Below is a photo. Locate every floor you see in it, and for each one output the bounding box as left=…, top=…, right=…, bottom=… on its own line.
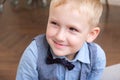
left=0, top=1, right=120, bottom=80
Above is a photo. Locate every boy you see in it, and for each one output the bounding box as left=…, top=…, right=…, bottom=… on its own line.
left=16, top=0, right=106, bottom=80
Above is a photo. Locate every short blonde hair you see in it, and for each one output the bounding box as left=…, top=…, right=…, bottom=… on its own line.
left=50, top=0, right=103, bottom=27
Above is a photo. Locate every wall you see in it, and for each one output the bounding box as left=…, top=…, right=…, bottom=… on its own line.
left=101, top=0, right=120, bottom=6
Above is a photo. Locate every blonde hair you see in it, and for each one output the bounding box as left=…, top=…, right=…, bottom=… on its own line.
left=50, top=0, right=103, bottom=27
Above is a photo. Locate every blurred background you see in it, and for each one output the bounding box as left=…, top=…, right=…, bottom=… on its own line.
left=0, top=0, right=120, bottom=80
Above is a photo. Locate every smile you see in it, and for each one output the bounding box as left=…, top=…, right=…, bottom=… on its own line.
left=53, top=41, right=67, bottom=49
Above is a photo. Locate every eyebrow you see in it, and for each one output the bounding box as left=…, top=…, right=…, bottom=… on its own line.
left=49, top=17, right=58, bottom=21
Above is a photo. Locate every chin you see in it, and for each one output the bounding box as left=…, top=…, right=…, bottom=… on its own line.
left=52, top=50, right=66, bottom=57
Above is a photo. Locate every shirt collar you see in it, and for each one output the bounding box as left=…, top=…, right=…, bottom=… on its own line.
left=50, top=42, right=90, bottom=64
left=75, top=42, right=90, bottom=64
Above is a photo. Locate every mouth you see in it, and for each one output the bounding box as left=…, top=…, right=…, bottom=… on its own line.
left=53, top=40, right=67, bottom=49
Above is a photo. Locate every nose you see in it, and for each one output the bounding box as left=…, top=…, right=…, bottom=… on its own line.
left=55, top=29, right=65, bottom=41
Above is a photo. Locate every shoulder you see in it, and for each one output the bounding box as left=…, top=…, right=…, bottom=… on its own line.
left=34, top=34, right=46, bottom=40
left=20, top=34, right=46, bottom=62
left=34, top=34, right=48, bottom=47
left=16, top=39, right=38, bottom=79
left=88, top=42, right=105, bottom=55
left=34, top=34, right=45, bottom=44
left=22, top=39, right=38, bottom=60
left=88, top=43, right=106, bottom=67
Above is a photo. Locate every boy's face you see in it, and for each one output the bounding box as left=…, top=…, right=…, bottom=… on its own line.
left=46, top=4, right=94, bottom=60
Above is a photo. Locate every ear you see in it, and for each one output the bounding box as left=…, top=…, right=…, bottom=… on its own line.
left=86, top=27, right=100, bottom=42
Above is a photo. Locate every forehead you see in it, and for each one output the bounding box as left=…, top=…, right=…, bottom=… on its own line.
left=50, top=0, right=81, bottom=8
left=49, top=4, right=90, bottom=30
left=50, top=3, right=89, bottom=24
left=50, top=1, right=90, bottom=20
left=50, top=0, right=103, bottom=27
left=50, top=1, right=79, bottom=12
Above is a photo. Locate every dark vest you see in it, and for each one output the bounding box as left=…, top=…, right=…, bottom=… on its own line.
left=34, top=34, right=97, bottom=80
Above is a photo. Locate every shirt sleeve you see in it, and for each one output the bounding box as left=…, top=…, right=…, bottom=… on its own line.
left=87, top=43, right=106, bottom=80
left=16, top=40, right=38, bottom=80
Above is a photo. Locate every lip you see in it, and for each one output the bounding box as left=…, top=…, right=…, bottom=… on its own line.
left=53, top=41, right=67, bottom=49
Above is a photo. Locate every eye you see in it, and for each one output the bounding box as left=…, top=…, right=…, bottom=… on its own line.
left=50, top=21, right=58, bottom=25
left=69, top=27, right=79, bottom=32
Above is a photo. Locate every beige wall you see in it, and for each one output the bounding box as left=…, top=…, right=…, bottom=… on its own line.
left=101, top=0, right=120, bottom=6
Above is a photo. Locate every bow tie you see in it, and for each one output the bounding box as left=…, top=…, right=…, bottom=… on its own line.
left=46, top=48, right=75, bottom=70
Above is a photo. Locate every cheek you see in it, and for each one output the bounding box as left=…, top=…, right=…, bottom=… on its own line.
left=68, top=36, right=86, bottom=50
left=46, top=26, right=54, bottom=37
left=46, top=26, right=53, bottom=45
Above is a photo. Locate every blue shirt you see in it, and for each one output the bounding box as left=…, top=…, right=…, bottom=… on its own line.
left=16, top=39, right=106, bottom=80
